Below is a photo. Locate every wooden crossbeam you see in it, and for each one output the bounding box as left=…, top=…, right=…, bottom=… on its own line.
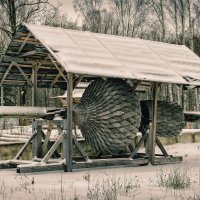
left=73, top=75, right=84, bottom=89
left=0, top=62, right=13, bottom=86
left=51, top=68, right=65, bottom=87
left=42, top=121, right=53, bottom=154
left=14, top=130, right=37, bottom=160
left=48, top=54, right=68, bottom=83
left=130, top=131, right=149, bottom=159
left=12, top=61, right=32, bottom=86
left=17, top=32, right=32, bottom=54
left=41, top=133, right=64, bottom=164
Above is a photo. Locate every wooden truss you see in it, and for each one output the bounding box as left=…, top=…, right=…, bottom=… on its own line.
left=0, top=25, right=183, bottom=173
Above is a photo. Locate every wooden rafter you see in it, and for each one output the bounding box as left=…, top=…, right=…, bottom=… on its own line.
left=13, top=61, right=32, bottom=86
left=51, top=68, right=65, bottom=87
left=0, top=62, right=13, bottom=86
left=17, top=32, right=32, bottom=54
left=48, top=54, right=68, bottom=83
left=73, top=75, right=84, bottom=89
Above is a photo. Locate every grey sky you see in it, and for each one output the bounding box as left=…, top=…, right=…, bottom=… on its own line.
left=51, top=0, right=77, bottom=19
left=52, top=0, right=111, bottom=20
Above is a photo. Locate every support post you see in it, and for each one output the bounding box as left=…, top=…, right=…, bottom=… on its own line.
left=148, top=82, right=159, bottom=165
left=0, top=86, right=4, bottom=106
left=63, top=73, right=73, bottom=172
left=31, top=64, right=42, bottom=158
left=32, top=119, right=43, bottom=158
left=32, top=64, right=38, bottom=107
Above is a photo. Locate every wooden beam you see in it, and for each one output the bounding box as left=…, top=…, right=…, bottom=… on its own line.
left=17, top=32, right=32, bottom=54
left=0, top=62, right=13, bottom=86
left=41, top=133, right=64, bottom=164
left=32, top=64, right=38, bottom=107
left=156, top=137, right=169, bottom=157
left=32, top=120, right=43, bottom=159
left=42, top=121, right=53, bottom=155
left=12, top=62, right=32, bottom=86
left=19, top=49, right=48, bottom=58
left=14, top=130, right=37, bottom=160
left=48, top=54, right=68, bottom=83
left=13, top=38, right=40, bottom=45
left=72, top=135, right=90, bottom=161
left=51, top=68, right=65, bottom=87
left=148, top=82, right=159, bottom=165
left=73, top=75, right=84, bottom=89
left=19, top=50, right=37, bottom=57
left=16, top=158, right=149, bottom=173
left=130, top=131, right=149, bottom=159
left=0, top=86, right=3, bottom=106
left=63, top=73, right=73, bottom=172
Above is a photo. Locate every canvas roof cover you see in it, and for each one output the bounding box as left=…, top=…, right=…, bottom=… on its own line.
left=11, top=24, right=200, bottom=85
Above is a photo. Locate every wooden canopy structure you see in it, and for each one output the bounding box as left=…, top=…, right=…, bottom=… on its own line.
left=1, top=23, right=200, bottom=172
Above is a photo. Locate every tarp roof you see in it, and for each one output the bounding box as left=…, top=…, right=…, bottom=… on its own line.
left=1, top=23, right=200, bottom=87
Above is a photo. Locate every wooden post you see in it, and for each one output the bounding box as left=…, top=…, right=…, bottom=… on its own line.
left=195, top=88, right=199, bottom=111
left=63, top=73, right=73, bottom=172
left=182, top=85, right=185, bottom=110
left=0, top=86, right=3, bottom=106
left=148, top=82, right=159, bottom=165
left=32, top=65, right=38, bottom=107
left=31, top=64, right=42, bottom=158
left=32, top=119, right=43, bottom=158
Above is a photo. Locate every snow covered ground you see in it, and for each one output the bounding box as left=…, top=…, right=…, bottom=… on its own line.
left=1, top=142, right=200, bottom=200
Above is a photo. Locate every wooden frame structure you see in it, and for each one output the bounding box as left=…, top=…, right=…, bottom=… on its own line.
left=0, top=24, right=189, bottom=173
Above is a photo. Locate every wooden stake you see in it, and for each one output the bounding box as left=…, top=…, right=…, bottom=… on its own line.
left=63, top=73, right=73, bottom=172
left=149, top=82, right=159, bottom=165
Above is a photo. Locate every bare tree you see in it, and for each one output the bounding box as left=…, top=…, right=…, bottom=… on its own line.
left=0, top=0, right=56, bottom=53
left=73, top=0, right=103, bottom=32
left=111, top=0, right=150, bottom=37
left=150, top=0, right=166, bottom=41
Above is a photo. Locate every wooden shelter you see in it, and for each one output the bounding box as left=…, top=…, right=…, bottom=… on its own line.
left=1, top=23, right=200, bottom=173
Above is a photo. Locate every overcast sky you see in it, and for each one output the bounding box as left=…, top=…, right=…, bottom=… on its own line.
left=51, top=0, right=110, bottom=20
left=51, top=0, right=77, bottom=19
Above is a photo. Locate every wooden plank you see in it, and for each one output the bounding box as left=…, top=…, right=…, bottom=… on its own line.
left=16, top=158, right=149, bottom=173
left=13, top=38, right=40, bottom=45
left=0, top=161, right=16, bottom=169
left=73, top=158, right=149, bottom=170
left=148, top=82, right=159, bottom=165
left=155, top=156, right=183, bottom=164
left=17, top=162, right=64, bottom=173
left=0, top=160, right=35, bottom=170
left=19, top=50, right=37, bottom=57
